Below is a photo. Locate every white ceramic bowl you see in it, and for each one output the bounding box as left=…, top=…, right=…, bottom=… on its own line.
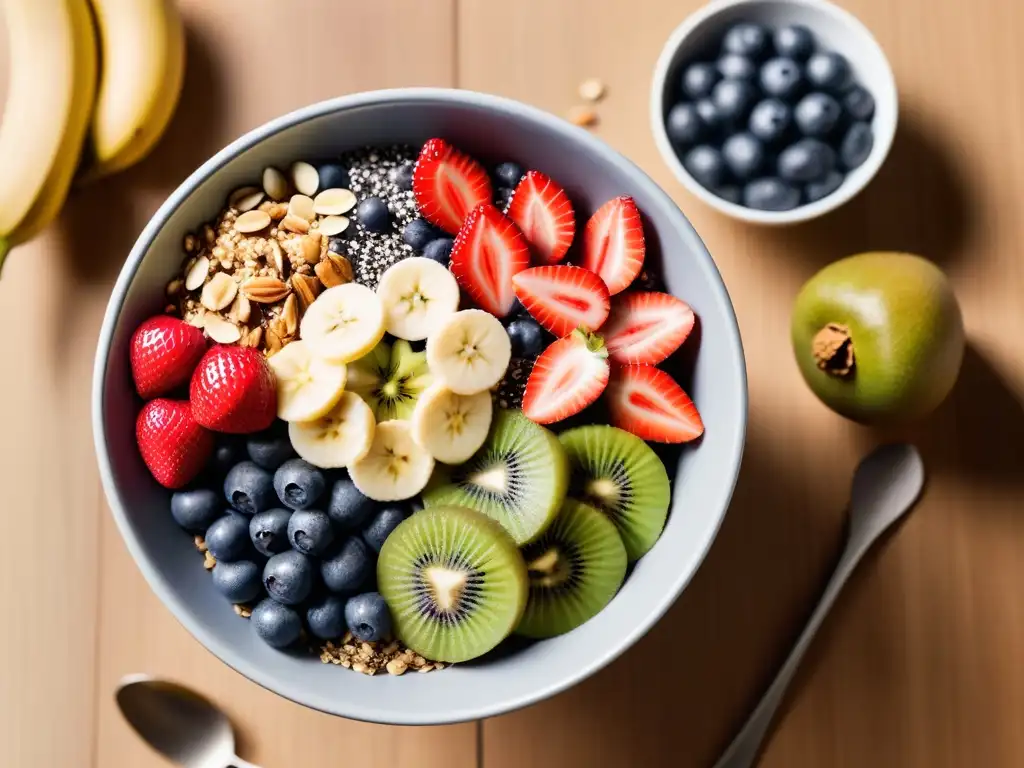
left=651, top=0, right=898, bottom=225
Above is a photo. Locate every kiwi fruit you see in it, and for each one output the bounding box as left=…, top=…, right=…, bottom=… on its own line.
left=377, top=505, right=528, bottom=663
left=516, top=499, right=627, bottom=639
left=347, top=338, right=432, bottom=421
left=422, top=409, right=568, bottom=545
left=558, top=425, right=671, bottom=561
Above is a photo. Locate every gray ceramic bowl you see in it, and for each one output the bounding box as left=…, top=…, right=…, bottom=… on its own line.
left=92, top=88, right=747, bottom=724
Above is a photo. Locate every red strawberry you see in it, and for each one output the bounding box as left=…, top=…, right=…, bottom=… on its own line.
left=606, top=364, right=704, bottom=443
left=522, top=329, right=610, bottom=424
left=413, top=138, right=493, bottom=234
left=450, top=203, right=530, bottom=317
left=505, top=170, right=576, bottom=264
left=601, top=291, right=695, bottom=365
left=130, top=316, right=207, bottom=399
left=136, top=399, right=214, bottom=488
left=580, top=196, right=646, bottom=295
left=190, top=345, right=277, bottom=434
left=512, top=265, right=610, bottom=337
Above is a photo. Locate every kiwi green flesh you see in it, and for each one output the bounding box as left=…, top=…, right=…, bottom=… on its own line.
left=348, top=339, right=432, bottom=421
left=423, top=409, right=568, bottom=546
left=516, top=499, right=627, bottom=639
left=559, top=425, right=670, bottom=561
left=377, top=505, right=527, bottom=663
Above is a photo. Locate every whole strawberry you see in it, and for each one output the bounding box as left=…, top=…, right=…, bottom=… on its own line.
left=191, top=345, right=277, bottom=434
left=136, top=399, right=214, bottom=489
left=130, top=316, right=207, bottom=399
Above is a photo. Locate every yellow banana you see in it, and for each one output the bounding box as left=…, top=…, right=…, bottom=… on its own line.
left=0, top=0, right=98, bottom=271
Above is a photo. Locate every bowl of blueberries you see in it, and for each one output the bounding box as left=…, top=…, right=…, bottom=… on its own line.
left=651, top=0, right=897, bottom=223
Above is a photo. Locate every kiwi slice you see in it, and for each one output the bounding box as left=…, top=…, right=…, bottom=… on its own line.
left=347, top=339, right=432, bottom=421
left=378, top=505, right=528, bottom=663
left=423, top=409, right=568, bottom=545
left=516, top=499, right=627, bottom=639
left=558, top=425, right=671, bottom=561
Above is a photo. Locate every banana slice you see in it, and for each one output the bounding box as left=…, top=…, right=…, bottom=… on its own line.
left=427, top=309, right=511, bottom=395
left=299, top=283, right=386, bottom=363
left=411, top=383, right=493, bottom=464
left=376, top=256, right=460, bottom=341
left=288, top=391, right=376, bottom=469
left=267, top=339, right=348, bottom=422
left=349, top=420, right=435, bottom=502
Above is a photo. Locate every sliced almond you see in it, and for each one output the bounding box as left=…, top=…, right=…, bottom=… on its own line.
left=240, top=326, right=263, bottom=348
left=281, top=213, right=310, bottom=234
left=290, top=161, right=320, bottom=197
left=227, top=292, right=252, bottom=324
left=578, top=77, right=607, bottom=103
left=315, top=253, right=353, bottom=287
left=313, top=188, right=357, bottom=215
left=184, top=255, right=210, bottom=291
left=185, top=309, right=206, bottom=328
left=281, top=294, right=299, bottom=336
left=262, top=166, right=289, bottom=201
left=204, top=315, right=242, bottom=344
left=291, top=273, right=322, bottom=312
left=267, top=202, right=288, bottom=220
left=242, top=276, right=291, bottom=303
left=235, top=209, right=271, bottom=234
left=265, top=239, right=287, bottom=277
left=264, top=327, right=284, bottom=356
left=317, top=215, right=350, bottom=236
left=165, top=278, right=183, bottom=296
left=229, top=186, right=265, bottom=212
left=201, top=272, right=239, bottom=311
left=299, top=233, right=322, bottom=264
left=288, top=194, right=316, bottom=222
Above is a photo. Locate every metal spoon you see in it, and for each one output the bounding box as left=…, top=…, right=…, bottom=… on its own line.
left=714, top=443, right=925, bottom=768
left=116, top=674, right=262, bottom=768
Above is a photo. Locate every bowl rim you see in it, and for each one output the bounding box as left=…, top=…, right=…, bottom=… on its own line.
left=91, top=87, right=748, bottom=724
left=649, top=0, right=899, bottom=225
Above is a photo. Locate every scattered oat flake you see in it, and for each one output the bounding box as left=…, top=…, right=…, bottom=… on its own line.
left=579, top=78, right=607, bottom=102
left=567, top=105, right=599, bottom=128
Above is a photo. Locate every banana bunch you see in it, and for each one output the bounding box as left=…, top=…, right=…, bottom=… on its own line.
left=0, top=0, right=185, bottom=272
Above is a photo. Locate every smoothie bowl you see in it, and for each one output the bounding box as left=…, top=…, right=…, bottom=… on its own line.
left=92, top=89, right=747, bottom=724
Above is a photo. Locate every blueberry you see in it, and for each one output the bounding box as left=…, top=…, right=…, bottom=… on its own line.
left=205, top=513, right=254, bottom=562
left=631, top=268, right=663, bottom=291
left=839, top=122, right=874, bottom=170
left=287, top=509, right=335, bottom=556
left=211, top=560, right=263, bottom=603
left=495, top=187, right=515, bottom=211
left=494, top=161, right=524, bottom=189
left=710, top=79, right=758, bottom=126
left=326, top=477, right=376, bottom=531
left=273, top=458, right=326, bottom=510
left=774, top=25, right=815, bottom=61
left=665, top=102, right=703, bottom=148
left=362, top=505, right=407, bottom=552
left=843, top=86, right=875, bottom=122
left=722, top=23, right=771, bottom=60
left=251, top=599, right=302, bottom=648
left=748, top=98, right=792, bottom=144
left=210, top=437, right=246, bottom=477
left=249, top=508, right=293, bottom=556
left=246, top=423, right=296, bottom=470
left=695, top=98, right=723, bottom=133
left=320, top=536, right=373, bottom=593
left=743, top=178, right=801, bottom=211
left=223, top=461, right=275, bottom=515
left=717, top=54, right=756, bottom=81
left=390, top=162, right=414, bottom=191
left=794, top=92, right=842, bottom=137
left=680, top=62, right=720, bottom=100
left=805, top=171, right=845, bottom=202
left=759, top=58, right=804, bottom=101
left=683, top=145, right=727, bottom=189
left=262, top=550, right=315, bottom=605
left=721, top=133, right=765, bottom=180
left=170, top=489, right=223, bottom=533
left=345, top=592, right=392, bottom=642
left=506, top=317, right=546, bottom=359
left=778, top=138, right=837, bottom=183
left=508, top=296, right=528, bottom=318
left=422, top=237, right=454, bottom=266
left=306, top=594, right=348, bottom=639
left=805, top=52, right=852, bottom=94
left=317, top=163, right=350, bottom=191
left=356, top=197, right=390, bottom=233
left=713, top=185, right=743, bottom=205
left=403, top=218, right=439, bottom=252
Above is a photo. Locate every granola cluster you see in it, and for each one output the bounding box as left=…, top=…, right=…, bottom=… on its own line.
left=320, top=635, right=446, bottom=676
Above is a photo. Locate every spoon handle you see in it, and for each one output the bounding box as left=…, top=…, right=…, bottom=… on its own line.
left=228, top=757, right=263, bottom=768
left=713, top=537, right=870, bottom=768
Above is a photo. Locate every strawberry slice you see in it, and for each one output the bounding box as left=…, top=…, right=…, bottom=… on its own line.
left=512, top=265, right=610, bottom=337
left=606, top=364, right=704, bottom=443
left=522, top=329, right=610, bottom=424
left=413, top=138, right=493, bottom=234
left=450, top=204, right=530, bottom=317
left=580, top=196, right=646, bottom=295
left=505, top=170, right=576, bottom=264
left=602, top=291, right=695, bottom=365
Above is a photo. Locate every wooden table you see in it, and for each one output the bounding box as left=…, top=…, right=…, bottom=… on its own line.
left=2, top=0, right=1022, bottom=765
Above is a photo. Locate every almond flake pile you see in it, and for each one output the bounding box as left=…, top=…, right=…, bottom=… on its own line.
left=320, top=634, right=445, bottom=676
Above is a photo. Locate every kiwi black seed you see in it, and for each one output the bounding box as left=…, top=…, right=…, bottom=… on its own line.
left=516, top=499, right=627, bottom=639
left=558, top=425, right=671, bottom=561
left=377, top=505, right=528, bottom=663
left=422, top=409, right=568, bottom=545
left=346, top=338, right=432, bottom=421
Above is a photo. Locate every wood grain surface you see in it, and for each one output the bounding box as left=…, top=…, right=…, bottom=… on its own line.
left=1, top=0, right=1022, bottom=766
